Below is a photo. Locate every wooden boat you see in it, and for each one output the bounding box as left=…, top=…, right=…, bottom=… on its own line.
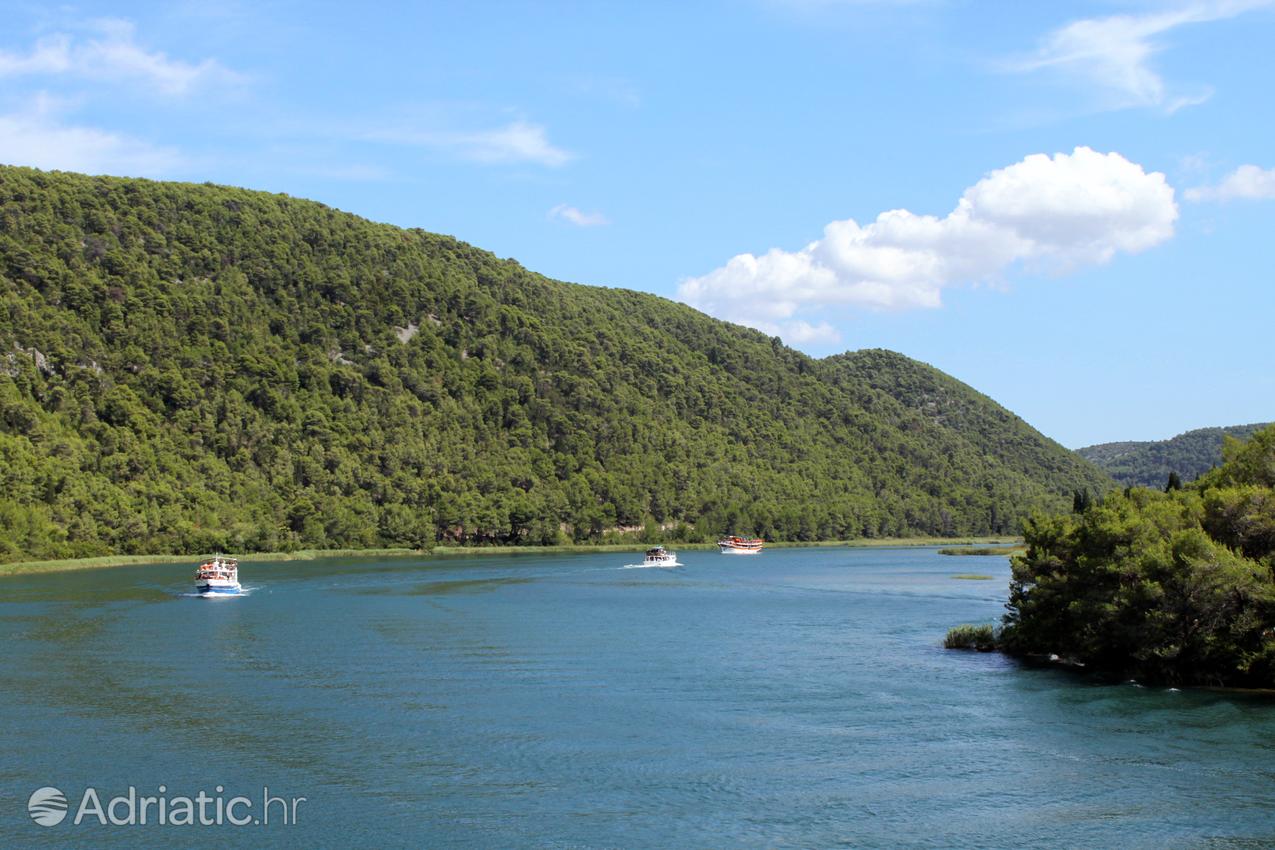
left=717, top=536, right=764, bottom=555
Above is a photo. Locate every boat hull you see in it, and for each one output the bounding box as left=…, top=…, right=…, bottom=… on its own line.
left=717, top=545, right=762, bottom=555
left=195, top=580, right=242, bottom=596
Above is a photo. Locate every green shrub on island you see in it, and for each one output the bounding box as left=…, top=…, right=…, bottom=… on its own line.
left=1000, top=426, right=1275, bottom=687
left=944, top=624, right=999, bottom=651
left=938, top=546, right=1020, bottom=556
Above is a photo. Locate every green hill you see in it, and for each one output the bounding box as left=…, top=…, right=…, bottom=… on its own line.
left=1077, top=424, right=1272, bottom=489
left=823, top=350, right=1098, bottom=500
left=0, top=165, right=1110, bottom=562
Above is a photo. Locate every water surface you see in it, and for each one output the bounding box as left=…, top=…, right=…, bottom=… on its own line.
left=2, top=547, right=1273, bottom=848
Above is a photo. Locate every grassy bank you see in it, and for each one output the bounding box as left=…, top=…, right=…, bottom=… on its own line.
left=426, top=536, right=1020, bottom=557
left=1, top=536, right=1022, bottom=577
left=432, top=542, right=716, bottom=557
left=938, top=546, right=1024, bottom=556
left=0, top=548, right=424, bottom=577
left=781, top=537, right=1020, bottom=550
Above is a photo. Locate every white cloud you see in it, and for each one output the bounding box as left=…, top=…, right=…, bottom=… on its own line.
left=548, top=203, right=608, bottom=227
left=368, top=120, right=572, bottom=168
left=0, top=34, right=72, bottom=76
left=766, top=0, right=937, bottom=11
left=309, top=163, right=392, bottom=181
left=1007, top=1, right=1272, bottom=112
left=454, top=121, right=572, bottom=167
left=1185, top=164, right=1275, bottom=201
left=0, top=18, right=241, bottom=96
left=0, top=97, right=182, bottom=175
left=678, top=147, right=1177, bottom=337
left=569, top=76, right=641, bottom=109
left=768, top=319, right=842, bottom=345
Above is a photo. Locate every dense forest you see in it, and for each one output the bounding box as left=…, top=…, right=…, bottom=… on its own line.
left=1077, top=423, right=1271, bottom=488
left=0, top=166, right=1111, bottom=562
left=1003, top=425, right=1275, bottom=687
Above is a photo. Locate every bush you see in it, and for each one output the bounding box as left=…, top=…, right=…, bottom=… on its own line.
left=944, top=623, right=998, bottom=651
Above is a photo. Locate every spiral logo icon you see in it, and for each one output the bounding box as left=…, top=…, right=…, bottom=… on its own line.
left=27, top=786, right=68, bottom=827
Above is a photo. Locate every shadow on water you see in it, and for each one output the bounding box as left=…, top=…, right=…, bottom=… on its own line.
left=347, top=576, right=535, bottom=596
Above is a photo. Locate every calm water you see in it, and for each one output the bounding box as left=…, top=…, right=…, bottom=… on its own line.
left=3, top=547, right=1275, bottom=848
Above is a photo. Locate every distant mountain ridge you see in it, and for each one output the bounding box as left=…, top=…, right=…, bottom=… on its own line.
left=1077, top=423, right=1272, bottom=489
left=0, top=165, right=1110, bottom=562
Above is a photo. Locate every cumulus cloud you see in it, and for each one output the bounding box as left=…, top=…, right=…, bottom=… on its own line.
left=678, top=147, right=1177, bottom=337
left=1185, top=164, right=1275, bottom=201
left=0, top=96, right=182, bottom=175
left=1006, top=1, right=1272, bottom=112
left=0, top=18, right=241, bottom=96
left=548, top=203, right=608, bottom=227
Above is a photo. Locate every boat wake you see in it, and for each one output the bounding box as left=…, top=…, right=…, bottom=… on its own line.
left=180, top=586, right=257, bottom=599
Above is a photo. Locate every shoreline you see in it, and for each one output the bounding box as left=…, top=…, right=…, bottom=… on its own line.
left=0, top=547, right=424, bottom=577
left=0, top=536, right=1022, bottom=577
left=433, top=537, right=1020, bottom=556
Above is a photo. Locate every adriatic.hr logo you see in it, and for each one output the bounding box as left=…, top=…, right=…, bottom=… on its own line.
left=24, top=784, right=306, bottom=827
left=27, top=787, right=68, bottom=826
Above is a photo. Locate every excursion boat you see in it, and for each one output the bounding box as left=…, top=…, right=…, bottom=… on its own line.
left=642, top=546, right=680, bottom=567
left=194, top=555, right=242, bottom=596
left=717, top=536, right=764, bottom=555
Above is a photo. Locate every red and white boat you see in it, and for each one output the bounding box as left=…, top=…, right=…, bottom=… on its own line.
left=717, top=536, right=764, bottom=555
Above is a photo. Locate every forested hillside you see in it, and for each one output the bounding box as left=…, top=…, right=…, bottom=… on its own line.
left=0, top=166, right=1111, bottom=562
left=1078, top=423, right=1272, bottom=488
left=823, top=350, right=1095, bottom=502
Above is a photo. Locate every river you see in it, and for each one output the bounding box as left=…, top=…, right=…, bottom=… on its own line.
left=3, top=547, right=1273, bottom=848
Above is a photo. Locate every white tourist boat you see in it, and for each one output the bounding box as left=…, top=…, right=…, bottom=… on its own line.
left=194, top=555, right=242, bottom=596
left=641, top=546, right=681, bottom=567
left=717, top=535, right=764, bottom=555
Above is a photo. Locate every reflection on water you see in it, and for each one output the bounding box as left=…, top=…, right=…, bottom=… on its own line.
left=3, top=548, right=1275, bottom=848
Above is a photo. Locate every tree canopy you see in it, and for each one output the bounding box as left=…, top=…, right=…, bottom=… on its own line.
left=1004, top=425, right=1275, bottom=687
left=0, top=165, right=1110, bottom=562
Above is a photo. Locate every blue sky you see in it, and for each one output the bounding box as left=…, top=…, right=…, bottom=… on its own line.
left=0, top=1, right=1272, bottom=447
